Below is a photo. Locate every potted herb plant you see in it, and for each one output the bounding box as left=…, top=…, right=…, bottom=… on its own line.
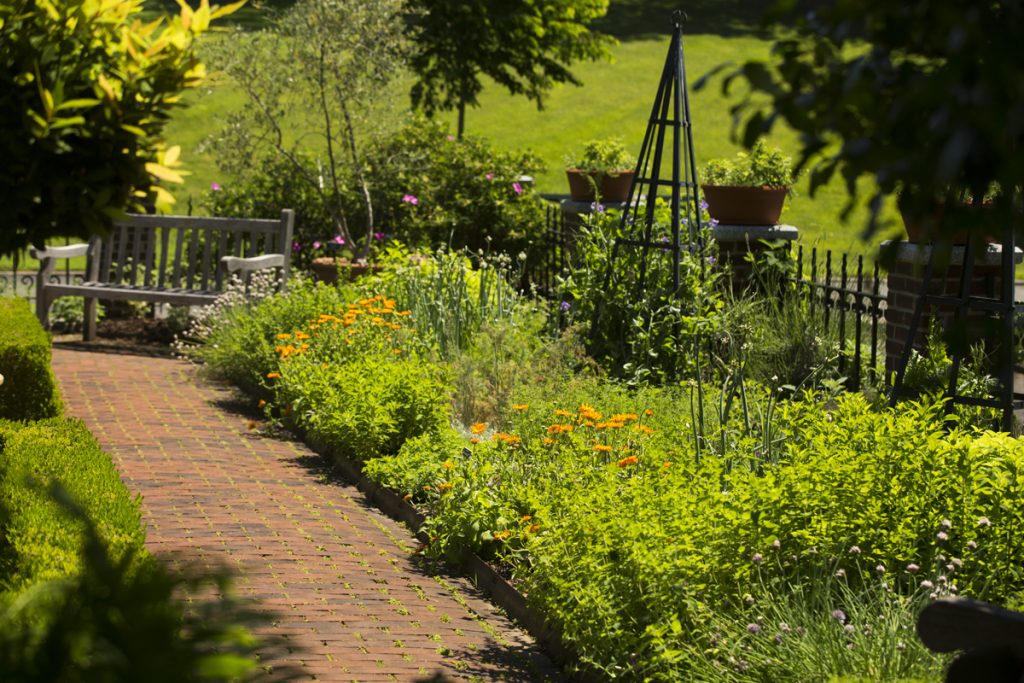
left=701, top=140, right=796, bottom=225
left=565, top=139, right=636, bottom=203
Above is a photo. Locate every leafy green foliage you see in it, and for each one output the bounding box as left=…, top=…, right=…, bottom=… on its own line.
left=565, top=138, right=635, bottom=173
left=561, top=201, right=722, bottom=384
left=0, top=299, right=61, bottom=421
left=0, top=484, right=282, bottom=683
left=408, top=0, right=615, bottom=134
left=0, top=0, right=237, bottom=255
left=206, top=0, right=411, bottom=258
left=702, top=139, right=796, bottom=189
left=718, top=0, right=1024, bottom=240
left=363, top=116, right=548, bottom=255
left=0, top=418, right=144, bottom=593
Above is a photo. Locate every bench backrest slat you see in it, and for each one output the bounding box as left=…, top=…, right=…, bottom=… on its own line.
left=157, top=226, right=171, bottom=289
left=79, top=210, right=293, bottom=295
left=128, top=224, right=143, bottom=286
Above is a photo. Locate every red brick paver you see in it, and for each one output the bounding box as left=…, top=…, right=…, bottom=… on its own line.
left=52, top=347, right=560, bottom=683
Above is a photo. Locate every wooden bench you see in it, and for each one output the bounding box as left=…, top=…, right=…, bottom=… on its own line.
left=918, top=597, right=1024, bottom=681
left=31, top=210, right=294, bottom=340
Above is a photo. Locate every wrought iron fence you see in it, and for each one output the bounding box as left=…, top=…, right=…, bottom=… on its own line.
left=0, top=240, right=84, bottom=307
left=788, top=245, right=887, bottom=392
left=524, top=207, right=890, bottom=392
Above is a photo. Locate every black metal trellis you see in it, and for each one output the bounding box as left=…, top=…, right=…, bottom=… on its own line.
left=889, top=220, right=1024, bottom=431
left=593, top=11, right=704, bottom=322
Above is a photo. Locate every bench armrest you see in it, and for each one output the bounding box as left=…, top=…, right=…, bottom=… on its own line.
left=919, top=597, right=1024, bottom=653
left=29, top=243, right=90, bottom=260
left=221, top=254, right=285, bottom=273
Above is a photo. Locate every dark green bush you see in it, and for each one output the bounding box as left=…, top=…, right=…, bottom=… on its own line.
left=362, top=116, right=547, bottom=255
left=0, top=418, right=144, bottom=593
left=0, top=298, right=61, bottom=421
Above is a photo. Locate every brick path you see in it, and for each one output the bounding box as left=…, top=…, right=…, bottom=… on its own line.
left=51, top=346, right=560, bottom=683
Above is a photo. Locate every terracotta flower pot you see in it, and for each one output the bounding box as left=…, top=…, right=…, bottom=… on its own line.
left=310, top=257, right=382, bottom=285
left=701, top=184, right=789, bottom=225
left=899, top=201, right=1001, bottom=245
left=566, top=169, right=635, bottom=203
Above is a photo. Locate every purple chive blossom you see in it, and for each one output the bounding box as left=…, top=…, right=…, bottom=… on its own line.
left=752, top=553, right=764, bottom=564
left=512, top=182, right=523, bottom=195
left=292, top=240, right=302, bottom=253
left=843, top=624, right=855, bottom=635
left=402, top=194, right=419, bottom=205
left=746, top=623, right=761, bottom=634
left=560, top=301, right=571, bottom=312
left=210, top=181, right=222, bottom=191
left=835, top=569, right=846, bottom=578
left=779, top=623, right=791, bottom=634
left=937, top=531, right=949, bottom=542
left=906, top=563, right=920, bottom=574
left=978, top=517, right=991, bottom=527
left=920, top=580, right=934, bottom=589
left=876, top=564, right=886, bottom=575
left=831, top=609, right=847, bottom=624
left=941, top=519, right=953, bottom=530
left=848, top=546, right=861, bottom=555
left=967, top=540, right=978, bottom=550
left=770, top=540, right=781, bottom=550
left=699, top=199, right=709, bottom=211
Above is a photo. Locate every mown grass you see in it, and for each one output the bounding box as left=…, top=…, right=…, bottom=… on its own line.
left=3, top=1, right=902, bottom=271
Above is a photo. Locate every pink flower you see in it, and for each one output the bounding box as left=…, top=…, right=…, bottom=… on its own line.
left=373, top=232, right=386, bottom=241
left=332, top=235, right=345, bottom=245
left=485, top=173, right=494, bottom=181
left=402, top=194, right=419, bottom=205
left=512, top=182, right=523, bottom=195
left=446, top=134, right=455, bottom=141
left=312, top=241, right=321, bottom=249
left=210, top=182, right=222, bottom=191
left=291, top=240, right=302, bottom=252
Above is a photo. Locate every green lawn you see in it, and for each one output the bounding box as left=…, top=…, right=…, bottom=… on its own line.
left=3, top=1, right=902, bottom=271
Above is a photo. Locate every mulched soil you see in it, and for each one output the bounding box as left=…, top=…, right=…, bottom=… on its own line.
left=52, top=316, right=180, bottom=356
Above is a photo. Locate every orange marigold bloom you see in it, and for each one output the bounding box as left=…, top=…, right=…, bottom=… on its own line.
left=520, top=515, right=532, bottom=522
left=617, top=455, right=639, bottom=467
left=662, top=461, right=672, bottom=468
left=392, top=349, right=403, bottom=354
left=294, top=331, right=310, bottom=340
left=442, top=460, right=455, bottom=470
left=470, top=422, right=487, bottom=434
left=493, top=530, right=512, bottom=541
left=554, top=409, right=572, bottom=417
left=512, top=404, right=529, bottom=411
left=275, top=333, right=291, bottom=340
left=469, top=438, right=480, bottom=444
left=258, top=399, right=267, bottom=409
left=528, top=523, right=541, bottom=534
left=542, top=437, right=555, bottom=445
left=547, top=423, right=574, bottom=434
left=494, top=432, right=521, bottom=445
left=644, top=409, right=654, bottom=416
left=403, top=493, right=413, bottom=502
left=266, top=372, right=281, bottom=379
left=438, top=482, right=453, bottom=493
left=611, top=413, right=639, bottom=422
left=634, top=424, right=655, bottom=434
left=593, top=444, right=613, bottom=452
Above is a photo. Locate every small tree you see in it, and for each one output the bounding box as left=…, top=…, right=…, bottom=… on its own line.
left=0, top=0, right=240, bottom=256
left=409, top=0, right=614, bottom=137
left=714, top=0, right=1024, bottom=241
left=209, top=0, right=410, bottom=259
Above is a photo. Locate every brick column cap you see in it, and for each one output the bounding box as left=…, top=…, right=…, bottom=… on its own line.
left=881, top=240, right=1022, bottom=267
left=712, top=223, right=798, bottom=242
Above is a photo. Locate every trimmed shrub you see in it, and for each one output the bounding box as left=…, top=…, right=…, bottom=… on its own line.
left=0, top=417, right=145, bottom=594
left=0, top=298, right=61, bottom=421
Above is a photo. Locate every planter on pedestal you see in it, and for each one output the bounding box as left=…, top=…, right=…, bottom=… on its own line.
left=701, top=185, right=788, bottom=226
left=310, top=257, right=382, bottom=285
left=566, top=169, right=635, bottom=203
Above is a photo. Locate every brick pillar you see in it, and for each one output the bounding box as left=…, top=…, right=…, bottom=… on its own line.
left=712, top=224, right=799, bottom=292
left=883, top=240, right=1022, bottom=379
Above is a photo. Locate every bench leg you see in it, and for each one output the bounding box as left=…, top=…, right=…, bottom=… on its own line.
left=83, top=297, right=98, bottom=341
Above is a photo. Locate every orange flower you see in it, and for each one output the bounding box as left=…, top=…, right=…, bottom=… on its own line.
left=633, top=424, right=655, bottom=434
left=520, top=515, right=532, bottom=522
left=493, top=530, right=512, bottom=541
left=438, top=482, right=453, bottom=493
left=662, top=461, right=672, bottom=469
left=554, top=409, right=572, bottom=417
left=392, top=349, right=403, bottom=354
left=402, top=493, right=413, bottom=502
left=593, top=444, right=612, bottom=453
left=644, top=409, right=654, bottom=416
left=542, top=437, right=555, bottom=445
left=494, top=432, right=521, bottom=445
left=617, top=455, right=639, bottom=467
left=258, top=399, right=267, bottom=409
left=469, top=438, right=480, bottom=444
left=275, top=333, right=291, bottom=340
left=266, top=372, right=281, bottom=379
left=547, top=423, right=574, bottom=434
left=470, top=422, right=487, bottom=434
left=528, top=523, right=541, bottom=534
left=442, top=460, right=455, bottom=470
left=512, top=404, right=529, bottom=411
left=246, top=420, right=258, bottom=430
